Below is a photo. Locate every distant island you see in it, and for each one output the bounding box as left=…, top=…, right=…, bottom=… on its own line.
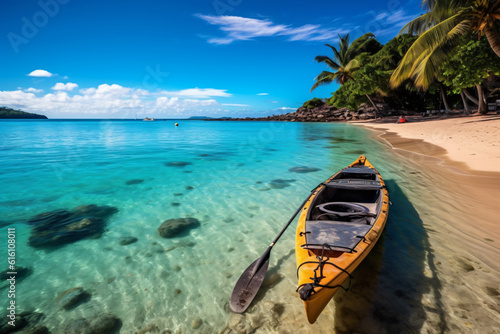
left=0, top=106, right=47, bottom=119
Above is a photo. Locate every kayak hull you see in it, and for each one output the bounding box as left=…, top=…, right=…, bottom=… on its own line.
left=295, top=155, right=389, bottom=324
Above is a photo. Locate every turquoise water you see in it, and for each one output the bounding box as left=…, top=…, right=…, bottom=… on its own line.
left=1, top=120, right=498, bottom=333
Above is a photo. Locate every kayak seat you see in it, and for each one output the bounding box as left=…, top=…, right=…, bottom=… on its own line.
left=301, top=220, right=373, bottom=252
left=314, top=202, right=376, bottom=222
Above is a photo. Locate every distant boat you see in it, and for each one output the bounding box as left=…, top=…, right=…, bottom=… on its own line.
left=143, top=117, right=155, bottom=121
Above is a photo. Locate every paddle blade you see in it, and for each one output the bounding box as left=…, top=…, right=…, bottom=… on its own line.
left=230, top=256, right=270, bottom=313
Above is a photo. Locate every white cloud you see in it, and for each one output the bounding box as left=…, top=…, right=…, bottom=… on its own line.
left=27, top=69, right=53, bottom=77
left=0, top=84, right=237, bottom=117
left=257, top=93, right=268, bottom=96
left=277, top=107, right=296, bottom=110
left=52, top=82, right=78, bottom=91
left=159, top=88, right=231, bottom=98
left=25, top=87, right=44, bottom=93
left=197, top=15, right=349, bottom=44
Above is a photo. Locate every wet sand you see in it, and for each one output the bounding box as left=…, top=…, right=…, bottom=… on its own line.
left=355, top=115, right=500, bottom=173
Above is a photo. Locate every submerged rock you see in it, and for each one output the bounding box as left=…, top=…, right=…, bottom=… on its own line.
left=0, top=311, right=45, bottom=334
left=288, top=166, right=321, bottom=173
left=65, top=313, right=121, bottom=334
left=125, top=179, right=144, bottom=185
left=89, top=313, right=121, bottom=333
left=269, top=179, right=296, bottom=189
left=0, top=266, right=33, bottom=281
left=16, top=325, right=49, bottom=334
left=65, top=318, right=90, bottom=334
left=118, top=237, right=138, bottom=246
left=164, top=161, right=192, bottom=168
left=158, top=218, right=200, bottom=238
left=55, top=287, right=91, bottom=310
left=191, top=317, right=203, bottom=329
left=27, top=205, right=118, bottom=248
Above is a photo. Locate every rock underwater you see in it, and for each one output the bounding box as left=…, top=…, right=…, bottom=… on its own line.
left=27, top=204, right=118, bottom=249
left=157, top=218, right=200, bottom=238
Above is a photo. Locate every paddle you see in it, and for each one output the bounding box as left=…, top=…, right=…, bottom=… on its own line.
left=229, top=184, right=322, bottom=313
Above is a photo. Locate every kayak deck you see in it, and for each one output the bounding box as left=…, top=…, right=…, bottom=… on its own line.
left=295, top=155, right=389, bottom=323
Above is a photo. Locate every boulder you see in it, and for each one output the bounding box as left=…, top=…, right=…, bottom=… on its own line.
left=269, top=179, right=296, bottom=189
left=89, top=313, right=121, bottom=334
left=1, top=266, right=33, bottom=281
left=65, top=313, right=121, bottom=334
left=56, top=287, right=91, bottom=310
left=0, top=311, right=44, bottom=334
left=27, top=205, right=118, bottom=249
left=288, top=166, right=321, bottom=173
left=119, top=236, right=138, bottom=246
left=158, top=218, right=200, bottom=238
left=64, top=318, right=91, bottom=334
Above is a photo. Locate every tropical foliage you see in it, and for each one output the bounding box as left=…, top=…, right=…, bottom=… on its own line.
left=310, top=33, right=382, bottom=91
left=391, top=0, right=500, bottom=90
left=308, top=0, right=500, bottom=115
left=302, top=98, right=325, bottom=109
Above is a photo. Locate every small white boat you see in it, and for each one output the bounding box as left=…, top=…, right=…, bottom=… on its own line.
left=143, top=117, right=155, bottom=121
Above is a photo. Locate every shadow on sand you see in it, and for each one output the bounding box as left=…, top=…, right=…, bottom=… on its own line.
left=333, top=179, right=447, bottom=333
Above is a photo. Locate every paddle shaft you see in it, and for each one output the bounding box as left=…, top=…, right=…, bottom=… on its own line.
left=268, top=183, right=322, bottom=248
left=231, top=183, right=323, bottom=312
left=250, top=183, right=322, bottom=277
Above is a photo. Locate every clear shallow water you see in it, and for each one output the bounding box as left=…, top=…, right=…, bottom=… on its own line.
left=0, top=120, right=498, bottom=333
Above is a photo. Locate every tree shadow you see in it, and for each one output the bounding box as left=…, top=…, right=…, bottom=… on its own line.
left=333, top=179, right=447, bottom=333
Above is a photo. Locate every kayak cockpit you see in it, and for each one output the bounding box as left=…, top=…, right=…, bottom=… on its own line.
left=300, top=165, right=384, bottom=254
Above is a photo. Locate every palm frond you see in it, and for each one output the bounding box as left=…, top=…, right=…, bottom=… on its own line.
left=390, top=12, right=467, bottom=88
left=410, top=20, right=470, bottom=89
left=310, top=71, right=337, bottom=92
left=324, top=44, right=346, bottom=66
left=314, top=55, right=341, bottom=70
left=400, top=13, right=435, bottom=35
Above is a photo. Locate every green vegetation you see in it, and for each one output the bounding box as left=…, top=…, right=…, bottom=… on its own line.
left=309, top=0, right=500, bottom=115
left=302, top=98, right=325, bottom=109
left=0, top=107, right=48, bottom=119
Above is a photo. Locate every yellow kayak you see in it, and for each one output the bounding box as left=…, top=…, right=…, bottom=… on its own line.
left=295, top=155, right=389, bottom=323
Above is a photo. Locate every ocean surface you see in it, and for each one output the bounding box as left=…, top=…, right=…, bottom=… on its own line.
left=0, top=120, right=498, bottom=333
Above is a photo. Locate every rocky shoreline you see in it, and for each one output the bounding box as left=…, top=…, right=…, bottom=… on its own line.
left=208, top=103, right=402, bottom=122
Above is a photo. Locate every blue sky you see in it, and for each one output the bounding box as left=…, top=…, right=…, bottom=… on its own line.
left=0, top=0, right=422, bottom=118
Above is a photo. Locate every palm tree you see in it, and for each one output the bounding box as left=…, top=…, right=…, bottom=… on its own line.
left=311, top=33, right=382, bottom=114
left=390, top=0, right=500, bottom=90
left=310, top=34, right=356, bottom=91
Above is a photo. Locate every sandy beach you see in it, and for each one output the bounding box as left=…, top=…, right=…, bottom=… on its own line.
left=354, top=115, right=500, bottom=273
left=355, top=115, right=500, bottom=173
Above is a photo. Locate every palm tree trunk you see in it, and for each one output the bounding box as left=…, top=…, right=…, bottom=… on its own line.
left=476, top=84, right=488, bottom=114
left=460, top=90, right=470, bottom=115
left=485, top=25, right=500, bottom=58
left=439, top=83, right=451, bottom=111
left=365, top=94, right=380, bottom=118
left=463, top=88, right=479, bottom=105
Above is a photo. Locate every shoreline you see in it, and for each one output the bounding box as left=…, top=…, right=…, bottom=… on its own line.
left=352, top=117, right=500, bottom=272
left=354, top=115, right=500, bottom=174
